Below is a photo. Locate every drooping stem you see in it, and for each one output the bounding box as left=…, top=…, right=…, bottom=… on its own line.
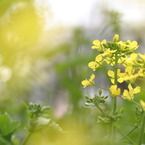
left=138, top=111, right=145, bottom=145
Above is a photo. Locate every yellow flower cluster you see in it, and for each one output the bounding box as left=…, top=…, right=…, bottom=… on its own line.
left=82, top=34, right=145, bottom=101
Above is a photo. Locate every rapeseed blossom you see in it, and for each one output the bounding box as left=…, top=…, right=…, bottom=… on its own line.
left=109, top=85, right=120, bottom=96
left=108, top=69, right=123, bottom=84
left=82, top=34, right=144, bottom=101
left=81, top=34, right=145, bottom=145
left=122, top=84, right=140, bottom=100
left=81, top=74, right=95, bottom=88
left=92, top=40, right=106, bottom=52
left=113, top=34, right=119, bottom=42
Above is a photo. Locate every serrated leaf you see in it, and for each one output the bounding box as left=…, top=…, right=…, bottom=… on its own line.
left=0, top=113, right=20, bottom=136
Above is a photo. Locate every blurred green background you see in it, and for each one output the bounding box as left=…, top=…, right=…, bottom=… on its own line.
left=0, top=0, right=145, bottom=144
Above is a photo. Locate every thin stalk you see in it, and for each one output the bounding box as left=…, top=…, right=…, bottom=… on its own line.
left=116, top=126, right=137, bottom=145
left=138, top=112, right=145, bottom=145
left=22, top=126, right=35, bottom=145
left=126, top=123, right=140, bottom=136
left=113, top=53, right=118, bottom=114
left=113, top=97, right=117, bottom=114
left=111, top=53, right=118, bottom=143
left=95, top=104, right=106, bottom=115
left=94, top=84, right=109, bottom=90
left=22, top=132, right=31, bottom=145
left=119, top=123, right=140, bottom=143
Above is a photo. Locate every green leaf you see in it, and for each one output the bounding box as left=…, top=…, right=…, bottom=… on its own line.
left=0, top=112, right=19, bottom=136
left=0, top=136, right=11, bottom=145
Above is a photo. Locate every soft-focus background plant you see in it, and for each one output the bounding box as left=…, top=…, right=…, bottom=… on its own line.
left=1, top=0, right=145, bottom=144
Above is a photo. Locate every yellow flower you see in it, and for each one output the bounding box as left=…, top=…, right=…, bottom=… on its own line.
left=113, top=34, right=119, bottom=42
left=117, top=41, right=127, bottom=51
left=81, top=74, right=95, bottom=88
left=109, top=85, right=120, bottom=96
left=102, top=48, right=117, bottom=57
left=108, top=70, right=114, bottom=77
left=122, top=84, right=140, bottom=100
left=124, top=53, right=138, bottom=66
left=117, top=66, right=140, bottom=83
left=139, top=53, right=145, bottom=61
left=125, top=66, right=134, bottom=74
left=126, top=40, right=138, bottom=51
left=117, top=40, right=138, bottom=52
left=140, top=100, right=145, bottom=111
left=92, top=40, right=106, bottom=52
left=95, top=54, right=102, bottom=62
left=107, top=70, right=115, bottom=84
left=108, top=69, right=123, bottom=84
left=88, top=61, right=100, bottom=71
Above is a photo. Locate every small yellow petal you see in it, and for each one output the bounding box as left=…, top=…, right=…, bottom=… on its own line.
left=128, top=84, right=133, bottom=91
left=92, top=40, right=100, bottom=45
left=123, top=90, right=129, bottom=97
left=117, top=77, right=124, bottom=83
left=95, top=55, right=102, bottom=62
left=89, top=74, right=95, bottom=82
left=125, top=66, right=133, bottom=74
left=133, top=86, right=141, bottom=94
left=140, top=100, right=145, bottom=111
left=101, top=39, right=107, bottom=44
left=81, top=80, right=90, bottom=88
left=81, top=74, right=95, bottom=88
left=108, top=70, right=114, bottom=77
left=110, top=78, right=115, bottom=84
left=122, top=90, right=132, bottom=100
left=122, top=84, right=140, bottom=100
left=91, top=46, right=99, bottom=49
left=113, top=34, right=119, bottom=42
left=88, top=61, right=98, bottom=71
left=131, top=41, right=138, bottom=47
left=109, top=85, right=120, bottom=96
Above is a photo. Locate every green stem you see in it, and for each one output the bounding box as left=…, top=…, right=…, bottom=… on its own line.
left=132, top=100, right=139, bottom=106
left=96, top=104, right=106, bottom=115
left=111, top=53, right=118, bottom=143
left=112, top=52, right=118, bottom=115
left=94, top=84, right=109, bottom=90
left=126, top=123, right=140, bottom=136
left=138, top=111, right=145, bottom=145
left=113, top=53, right=118, bottom=114
left=119, top=123, right=140, bottom=143
left=22, top=132, right=31, bottom=145
left=113, top=97, right=117, bottom=114
left=22, top=126, right=35, bottom=145
left=116, top=126, right=137, bottom=145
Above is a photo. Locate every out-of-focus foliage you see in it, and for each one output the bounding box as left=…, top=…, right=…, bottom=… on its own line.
left=1, top=0, right=145, bottom=145
left=0, top=112, right=19, bottom=145
left=0, top=0, right=44, bottom=101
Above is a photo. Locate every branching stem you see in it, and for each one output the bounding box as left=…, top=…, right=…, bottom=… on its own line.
left=138, top=111, right=145, bottom=145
